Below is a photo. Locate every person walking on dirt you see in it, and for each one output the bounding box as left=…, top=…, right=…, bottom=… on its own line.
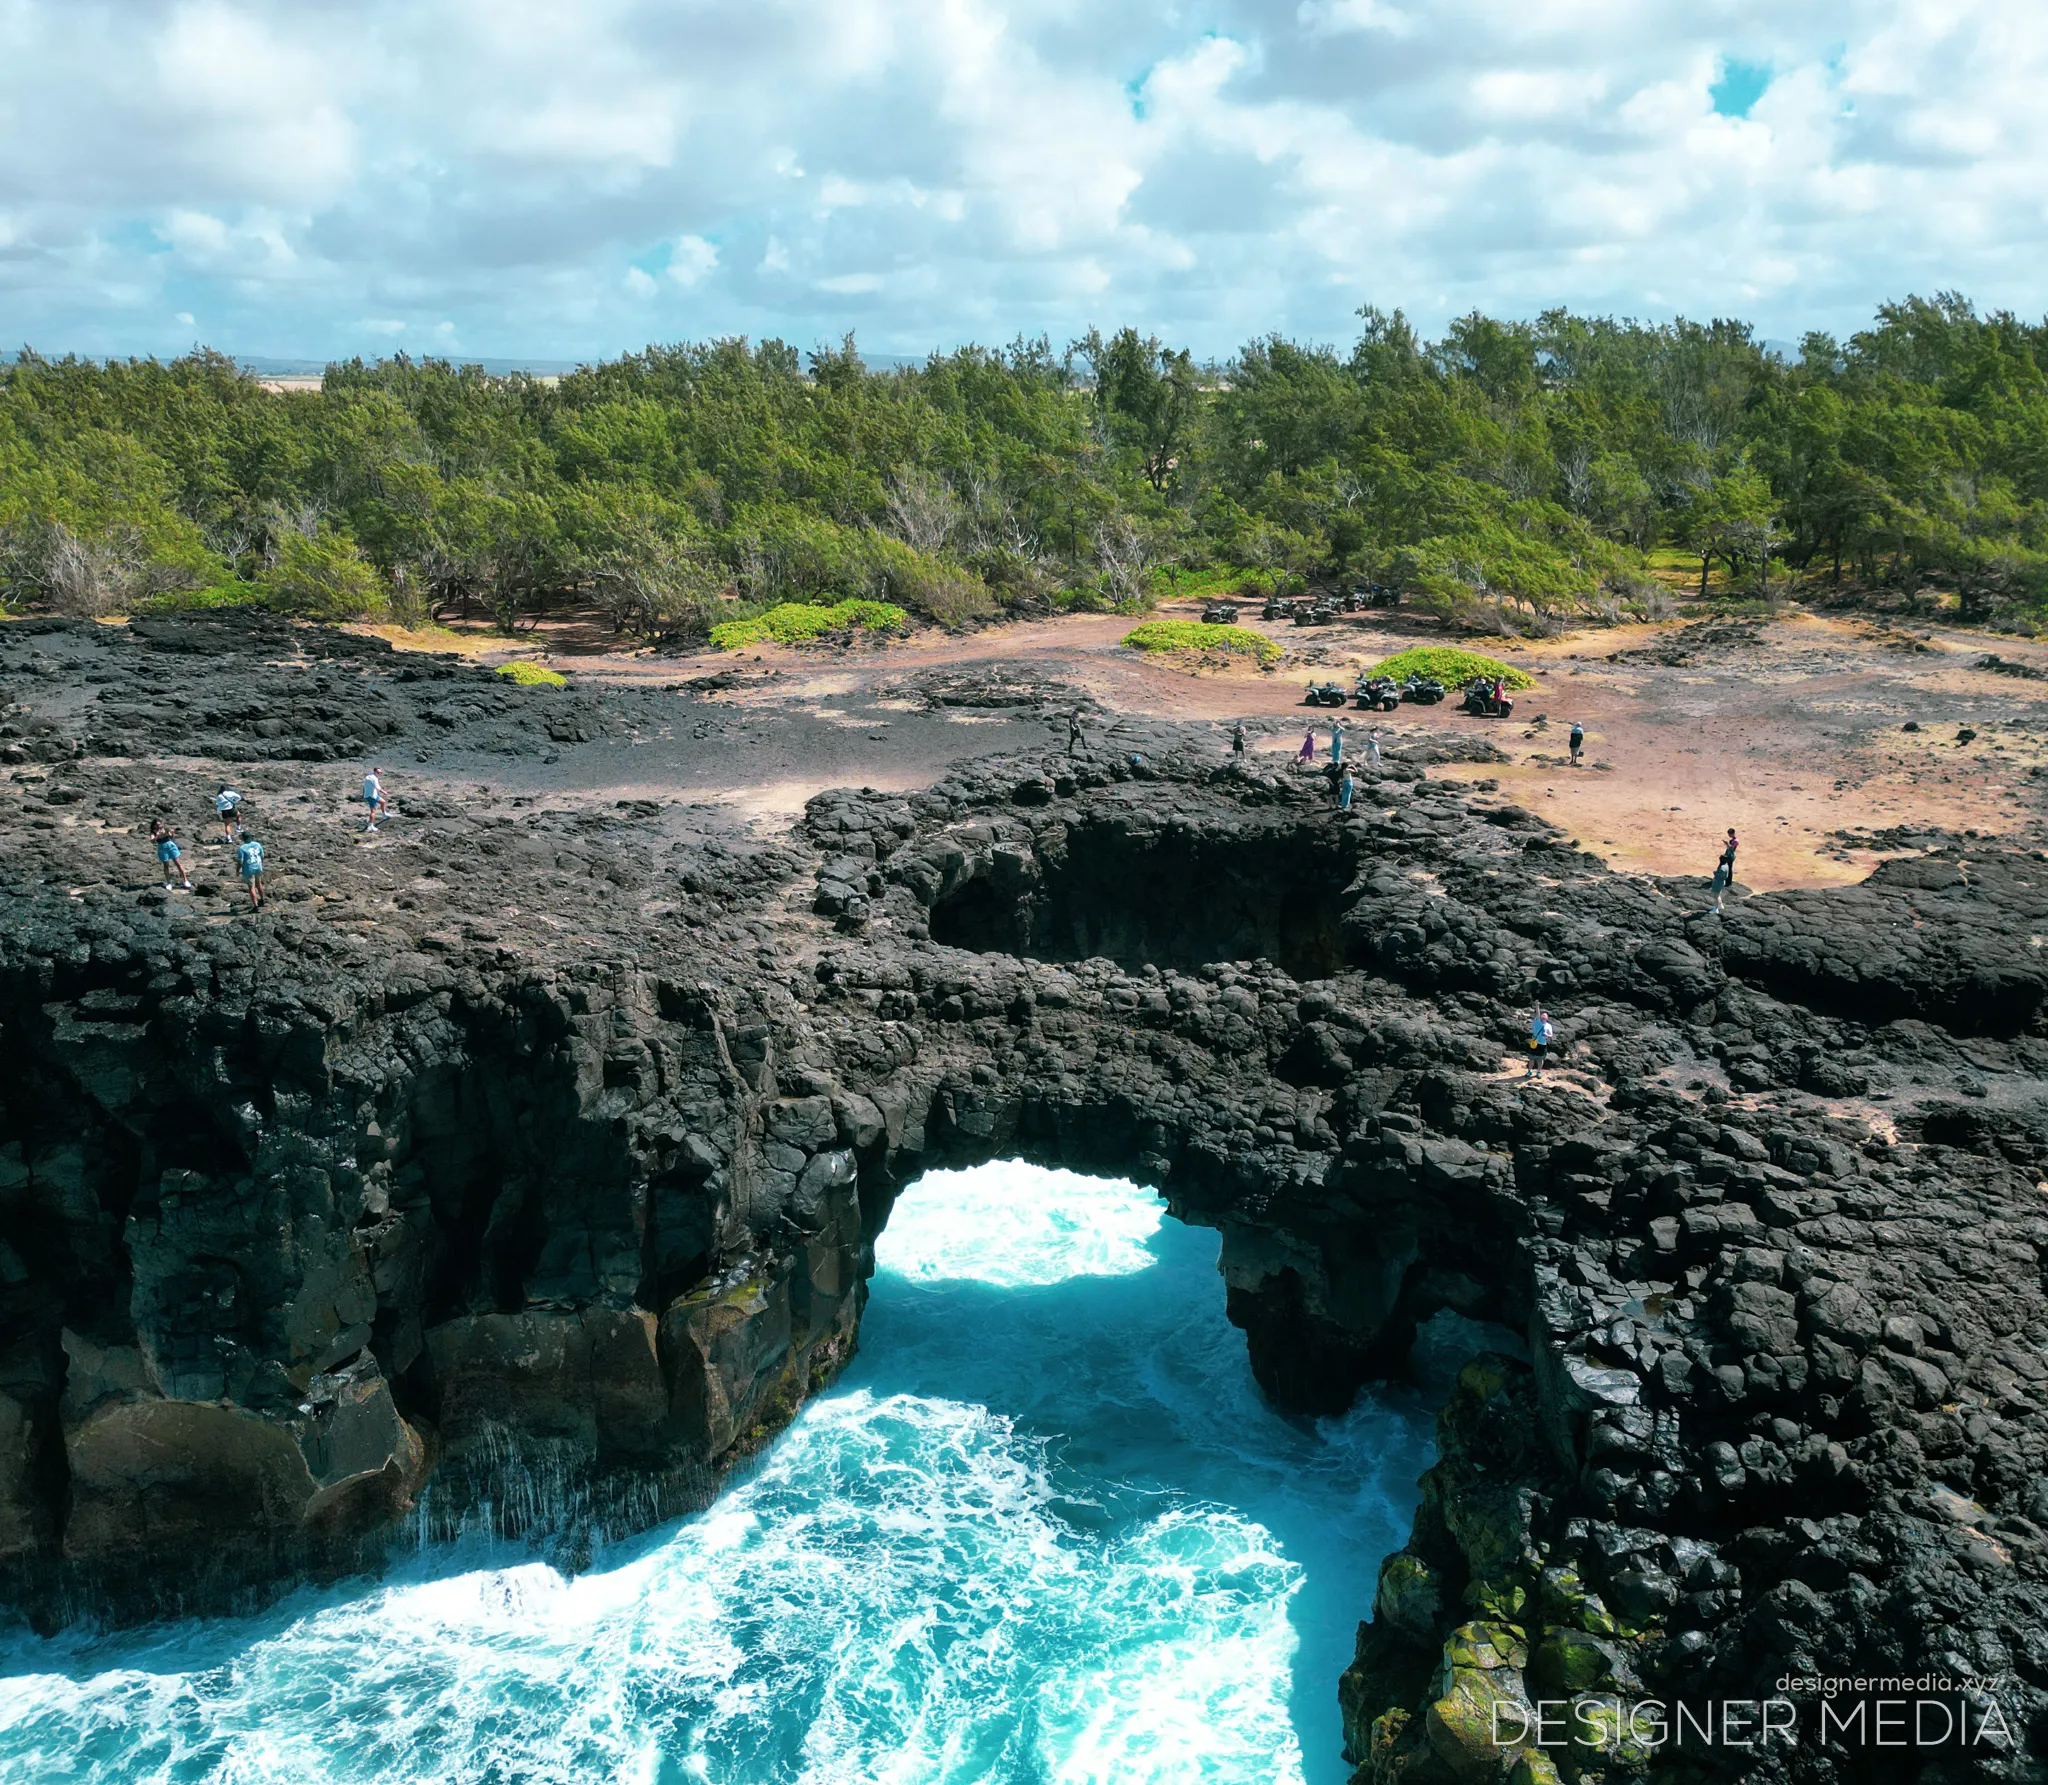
left=1337, top=765, right=1355, bottom=810
left=1066, top=712, right=1085, bottom=758
left=234, top=830, right=266, bottom=911
left=1232, top=720, right=1247, bottom=758
left=1527, top=1005, right=1555, bottom=1078
left=362, top=767, right=387, bottom=833
left=215, top=783, right=243, bottom=842
left=1297, top=729, right=1315, bottom=764
left=151, top=819, right=193, bottom=891
left=1568, top=723, right=1584, bottom=767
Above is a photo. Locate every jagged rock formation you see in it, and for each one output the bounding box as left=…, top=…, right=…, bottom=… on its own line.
left=2, top=616, right=2046, bottom=1781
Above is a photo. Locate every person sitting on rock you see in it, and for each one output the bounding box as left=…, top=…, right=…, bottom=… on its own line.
left=362, top=767, right=387, bottom=833
left=215, top=783, right=243, bottom=841
left=234, top=830, right=265, bottom=911
left=151, top=819, right=192, bottom=892
left=1526, top=1006, right=1554, bottom=1077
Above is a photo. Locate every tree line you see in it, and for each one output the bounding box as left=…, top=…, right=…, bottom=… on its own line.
left=3, top=292, right=2044, bottom=640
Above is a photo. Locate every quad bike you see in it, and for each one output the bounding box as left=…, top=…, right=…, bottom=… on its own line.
left=1201, top=601, right=1239, bottom=625
left=1303, top=680, right=1349, bottom=708
left=1400, top=676, right=1446, bottom=705
left=1460, top=676, right=1514, bottom=718
left=1261, top=596, right=1290, bottom=622
left=1354, top=675, right=1401, bottom=711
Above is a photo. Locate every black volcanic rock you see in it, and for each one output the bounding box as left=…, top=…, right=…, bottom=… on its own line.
left=1, top=618, right=2045, bottom=1780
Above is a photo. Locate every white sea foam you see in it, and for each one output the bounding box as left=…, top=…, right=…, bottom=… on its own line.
left=875, top=1162, right=1164, bottom=1286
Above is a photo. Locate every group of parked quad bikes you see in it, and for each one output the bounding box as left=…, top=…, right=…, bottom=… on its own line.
left=1196, top=583, right=1400, bottom=631
left=1195, top=582, right=1516, bottom=719
left=1303, top=672, right=1513, bottom=717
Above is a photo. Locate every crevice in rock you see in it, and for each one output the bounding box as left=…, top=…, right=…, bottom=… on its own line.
left=927, top=815, right=1363, bottom=978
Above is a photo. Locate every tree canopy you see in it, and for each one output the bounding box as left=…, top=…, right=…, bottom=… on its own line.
left=5, top=294, right=2046, bottom=637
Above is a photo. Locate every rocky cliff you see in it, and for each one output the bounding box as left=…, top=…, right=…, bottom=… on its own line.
left=2, top=615, right=2045, bottom=1781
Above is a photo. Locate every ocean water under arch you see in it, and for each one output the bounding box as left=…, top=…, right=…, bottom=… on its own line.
left=0, top=1161, right=1441, bottom=1784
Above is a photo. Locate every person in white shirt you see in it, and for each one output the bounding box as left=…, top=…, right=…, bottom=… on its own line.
left=215, top=784, right=243, bottom=843
left=362, top=768, right=387, bottom=833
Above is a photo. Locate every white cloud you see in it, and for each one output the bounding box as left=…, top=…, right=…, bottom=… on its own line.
left=666, top=234, right=718, bottom=287
left=3, top=0, right=2047, bottom=360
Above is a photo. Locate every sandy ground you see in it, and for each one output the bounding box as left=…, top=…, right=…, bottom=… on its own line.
left=355, top=597, right=2048, bottom=892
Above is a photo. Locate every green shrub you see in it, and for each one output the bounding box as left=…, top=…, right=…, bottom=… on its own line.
left=132, top=582, right=264, bottom=615
left=1368, top=646, right=1536, bottom=688
left=863, top=535, right=995, bottom=627
left=497, top=660, right=567, bottom=686
left=256, top=527, right=388, bottom=620
left=710, top=598, right=909, bottom=651
left=1121, top=620, right=1282, bottom=664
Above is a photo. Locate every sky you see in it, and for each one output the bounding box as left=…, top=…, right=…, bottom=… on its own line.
left=1, top=0, right=2044, bottom=366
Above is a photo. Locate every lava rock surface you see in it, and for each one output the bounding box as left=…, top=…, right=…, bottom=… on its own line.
left=2, top=616, right=2045, bottom=1782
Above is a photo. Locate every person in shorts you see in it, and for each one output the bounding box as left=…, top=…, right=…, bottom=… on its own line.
left=151, top=820, right=192, bottom=891
left=234, top=831, right=265, bottom=910
left=362, top=767, right=387, bottom=833
left=1568, top=723, right=1584, bottom=767
left=1527, top=1006, right=1555, bottom=1077
left=216, top=784, right=243, bottom=841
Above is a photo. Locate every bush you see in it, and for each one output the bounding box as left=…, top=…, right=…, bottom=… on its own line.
left=1368, top=646, right=1536, bottom=688
left=133, top=582, right=264, bottom=615
left=864, top=535, right=995, bottom=627
left=710, top=598, right=908, bottom=651
left=497, top=660, right=567, bottom=686
left=1121, top=620, right=1282, bottom=664
left=257, top=527, right=388, bottom=620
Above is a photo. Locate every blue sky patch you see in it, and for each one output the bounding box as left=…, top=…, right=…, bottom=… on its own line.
left=1710, top=57, right=1771, bottom=119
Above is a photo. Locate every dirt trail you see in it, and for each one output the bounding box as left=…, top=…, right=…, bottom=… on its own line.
left=354, top=601, right=2048, bottom=890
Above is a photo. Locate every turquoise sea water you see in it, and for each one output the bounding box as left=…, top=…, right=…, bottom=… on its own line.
left=0, top=1164, right=1434, bottom=1784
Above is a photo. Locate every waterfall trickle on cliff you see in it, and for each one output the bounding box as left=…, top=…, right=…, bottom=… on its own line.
left=0, top=1163, right=1434, bottom=1784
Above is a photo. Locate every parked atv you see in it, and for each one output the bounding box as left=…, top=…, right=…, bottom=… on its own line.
left=1200, top=601, right=1239, bottom=625
left=1400, top=675, right=1446, bottom=705
left=1303, top=680, right=1349, bottom=707
left=1261, top=596, right=1290, bottom=622
left=1359, top=582, right=1400, bottom=608
left=1354, top=675, right=1401, bottom=711
left=1460, top=676, right=1514, bottom=718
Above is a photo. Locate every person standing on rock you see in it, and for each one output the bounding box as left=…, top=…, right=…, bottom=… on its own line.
left=1710, top=828, right=1739, bottom=913
left=215, top=783, right=243, bottom=842
left=1232, top=720, right=1247, bottom=758
left=1569, top=723, right=1584, bottom=768
left=1526, top=1005, right=1555, bottom=1077
left=362, top=767, right=387, bottom=833
left=1337, top=764, right=1355, bottom=810
left=1066, top=711, right=1085, bottom=758
left=1330, top=724, right=1344, bottom=767
left=234, top=830, right=266, bottom=911
left=151, top=819, right=193, bottom=891
left=1366, top=728, right=1381, bottom=767
left=1297, top=728, right=1315, bottom=764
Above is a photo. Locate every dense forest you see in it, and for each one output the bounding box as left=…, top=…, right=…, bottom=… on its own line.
left=3, top=293, right=2046, bottom=642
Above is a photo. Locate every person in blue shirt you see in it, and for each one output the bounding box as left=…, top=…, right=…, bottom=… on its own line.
left=151, top=819, right=192, bottom=891
left=234, top=831, right=266, bottom=910
left=1526, top=1006, right=1555, bottom=1077
left=1337, top=765, right=1355, bottom=810
left=1330, top=725, right=1343, bottom=766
